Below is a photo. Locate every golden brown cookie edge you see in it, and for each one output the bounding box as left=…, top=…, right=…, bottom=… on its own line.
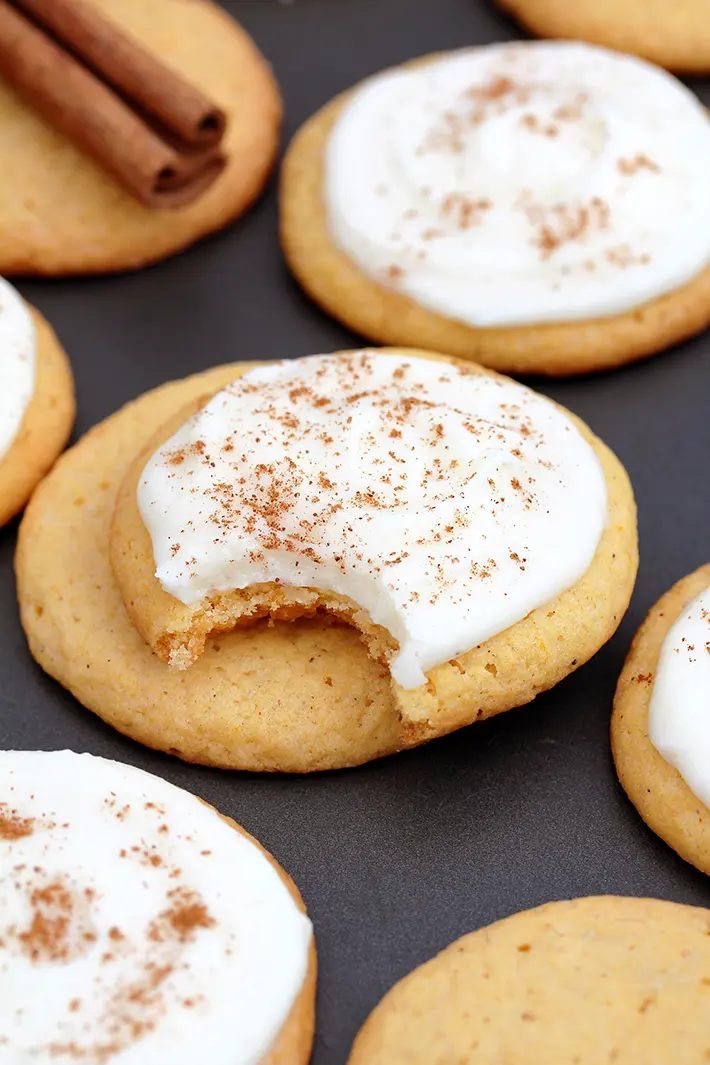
left=611, top=562, right=710, bottom=875
left=0, top=305, right=75, bottom=526
left=494, top=0, right=710, bottom=76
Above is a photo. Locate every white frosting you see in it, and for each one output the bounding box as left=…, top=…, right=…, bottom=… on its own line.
left=648, top=586, right=710, bottom=808
left=324, top=42, right=710, bottom=327
left=138, top=351, right=607, bottom=689
left=0, top=277, right=35, bottom=460
left=0, top=750, right=312, bottom=1065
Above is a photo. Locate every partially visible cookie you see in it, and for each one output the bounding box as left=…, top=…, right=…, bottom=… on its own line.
left=0, top=0, right=281, bottom=276
left=348, top=896, right=710, bottom=1065
left=0, top=749, right=316, bottom=1064
left=281, top=42, right=710, bottom=376
left=612, top=564, right=710, bottom=875
left=17, top=353, right=637, bottom=773
left=495, top=0, right=710, bottom=75
left=0, top=280, right=74, bottom=527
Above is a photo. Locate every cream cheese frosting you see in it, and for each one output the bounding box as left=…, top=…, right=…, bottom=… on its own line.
left=138, top=351, right=608, bottom=689
left=0, top=277, right=35, bottom=462
left=0, top=750, right=312, bottom=1065
left=324, top=42, right=710, bottom=327
left=648, top=586, right=710, bottom=808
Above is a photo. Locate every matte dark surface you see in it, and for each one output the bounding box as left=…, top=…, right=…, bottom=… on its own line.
left=3, top=1, right=710, bottom=1060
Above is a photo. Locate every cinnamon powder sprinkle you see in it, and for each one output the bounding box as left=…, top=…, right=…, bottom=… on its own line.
left=617, top=153, right=660, bottom=176
left=0, top=804, right=34, bottom=840
left=147, top=886, right=216, bottom=944
left=520, top=113, right=558, bottom=138
left=527, top=198, right=611, bottom=260
left=151, top=353, right=569, bottom=618
left=11, top=875, right=97, bottom=965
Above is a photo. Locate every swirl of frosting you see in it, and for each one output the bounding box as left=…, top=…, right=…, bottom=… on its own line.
left=0, top=750, right=312, bottom=1065
left=138, top=351, right=607, bottom=689
left=649, top=587, right=710, bottom=807
left=324, top=42, right=710, bottom=327
left=0, top=277, right=35, bottom=461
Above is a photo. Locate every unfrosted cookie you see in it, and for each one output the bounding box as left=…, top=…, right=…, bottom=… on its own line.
left=495, top=0, right=710, bottom=75
left=0, top=749, right=315, bottom=1064
left=281, top=42, right=710, bottom=376
left=0, top=0, right=281, bottom=276
left=612, top=564, right=710, bottom=875
left=17, top=350, right=636, bottom=773
left=347, top=896, right=710, bottom=1065
left=0, top=279, right=74, bottom=527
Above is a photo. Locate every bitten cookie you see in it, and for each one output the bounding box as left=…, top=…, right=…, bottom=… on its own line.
left=281, top=41, right=710, bottom=376
left=0, top=0, right=281, bottom=276
left=612, top=564, right=710, bottom=875
left=0, top=749, right=316, bottom=1064
left=17, top=348, right=636, bottom=773
left=347, top=896, right=710, bottom=1065
left=0, top=278, right=74, bottom=527
left=494, top=0, right=710, bottom=76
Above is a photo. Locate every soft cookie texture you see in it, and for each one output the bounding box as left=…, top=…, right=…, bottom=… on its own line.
left=0, top=307, right=74, bottom=527
left=494, top=0, right=710, bottom=75
left=280, top=53, right=710, bottom=377
left=0, top=0, right=281, bottom=276
left=612, top=564, right=710, bottom=875
left=17, top=354, right=637, bottom=773
left=347, top=896, right=710, bottom=1065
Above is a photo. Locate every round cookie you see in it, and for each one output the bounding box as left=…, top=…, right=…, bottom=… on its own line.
left=494, top=0, right=710, bottom=76
left=612, top=564, right=710, bottom=875
left=0, top=0, right=281, bottom=276
left=0, top=749, right=316, bottom=1064
left=0, top=304, right=74, bottom=528
left=347, top=896, right=710, bottom=1065
left=281, top=44, right=710, bottom=377
left=16, top=352, right=637, bottom=773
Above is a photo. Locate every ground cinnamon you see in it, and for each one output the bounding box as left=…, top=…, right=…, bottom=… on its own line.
left=0, top=0, right=227, bottom=208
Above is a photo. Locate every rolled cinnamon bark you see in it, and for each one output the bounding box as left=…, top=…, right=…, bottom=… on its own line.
left=11, top=0, right=226, bottom=149
left=0, top=0, right=226, bottom=208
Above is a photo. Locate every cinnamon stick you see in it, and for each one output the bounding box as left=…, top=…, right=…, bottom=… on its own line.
left=11, top=0, right=226, bottom=149
left=0, top=0, right=227, bottom=208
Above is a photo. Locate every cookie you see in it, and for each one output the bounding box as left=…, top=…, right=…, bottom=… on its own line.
left=281, top=42, right=710, bottom=376
left=0, top=280, right=74, bottom=527
left=111, top=348, right=628, bottom=690
left=0, top=749, right=315, bottom=1064
left=612, top=564, right=710, bottom=875
left=0, top=0, right=281, bottom=276
left=495, top=0, right=710, bottom=76
left=347, top=896, right=710, bottom=1065
left=17, top=350, right=637, bottom=773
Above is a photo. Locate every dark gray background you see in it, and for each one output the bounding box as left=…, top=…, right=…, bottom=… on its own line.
left=3, top=1, right=710, bottom=1060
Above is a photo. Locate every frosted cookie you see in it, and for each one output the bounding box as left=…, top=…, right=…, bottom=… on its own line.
left=0, top=279, right=74, bottom=527
left=0, top=749, right=315, bottom=1064
left=495, top=0, right=710, bottom=76
left=612, top=564, right=710, bottom=875
left=281, top=42, right=710, bottom=376
left=17, top=348, right=634, bottom=772
left=347, top=896, right=710, bottom=1065
left=0, top=0, right=281, bottom=276
left=112, top=350, right=621, bottom=689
